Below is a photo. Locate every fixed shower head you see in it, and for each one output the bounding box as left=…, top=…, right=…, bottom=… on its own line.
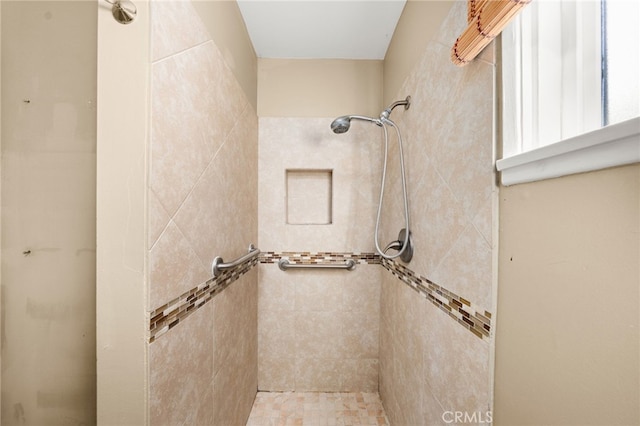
left=331, top=116, right=351, bottom=134
left=330, top=115, right=382, bottom=134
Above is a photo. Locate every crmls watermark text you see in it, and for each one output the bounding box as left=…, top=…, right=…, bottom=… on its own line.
left=442, top=411, right=493, bottom=424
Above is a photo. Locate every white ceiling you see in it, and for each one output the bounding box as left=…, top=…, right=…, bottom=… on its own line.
left=237, top=1, right=407, bottom=60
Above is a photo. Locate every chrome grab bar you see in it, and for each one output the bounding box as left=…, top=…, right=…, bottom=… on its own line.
left=212, top=244, right=260, bottom=277
left=278, top=258, right=356, bottom=271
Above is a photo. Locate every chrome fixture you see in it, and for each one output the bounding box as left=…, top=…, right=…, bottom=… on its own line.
left=278, top=258, right=356, bottom=271
left=330, top=115, right=382, bottom=134
left=330, top=96, right=413, bottom=263
left=212, top=244, right=260, bottom=277
left=105, top=0, right=137, bottom=25
left=381, top=96, right=411, bottom=119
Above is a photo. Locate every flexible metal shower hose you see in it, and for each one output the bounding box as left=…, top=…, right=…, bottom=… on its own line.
left=374, top=118, right=411, bottom=260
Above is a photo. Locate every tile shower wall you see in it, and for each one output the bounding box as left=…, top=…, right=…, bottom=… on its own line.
left=258, top=118, right=383, bottom=391
left=148, top=0, right=258, bottom=424
left=378, top=1, right=496, bottom=424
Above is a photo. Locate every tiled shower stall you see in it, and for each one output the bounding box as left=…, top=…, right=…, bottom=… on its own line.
left=147, top=0, right=496, bottom=424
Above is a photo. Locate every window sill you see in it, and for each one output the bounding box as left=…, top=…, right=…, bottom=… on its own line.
left=496, top=117, right=640, bottom=186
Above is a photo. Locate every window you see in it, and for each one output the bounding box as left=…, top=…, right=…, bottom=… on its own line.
left=497, top=0, right=640, bottom=185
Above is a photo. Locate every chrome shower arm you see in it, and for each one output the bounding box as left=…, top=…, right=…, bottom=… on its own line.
left=381, top=96, right=411, bottom=120
left=385, top=96, right=411, bottom=113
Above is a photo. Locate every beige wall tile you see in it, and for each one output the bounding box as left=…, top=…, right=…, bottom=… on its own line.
left=422, top=388, right=448, bottom=426
left=342, top=310, right=379, bottom=360
left=295, top=311, right=343, bottom=359
left=149, top=303, right=214, bottom=425
left=409, top=160, right=468, bottom=274
left=212, top=271, right=258, bottom=425
left=341, top=359, right=379, bottom=392
left=148, top=189, right=171, bottom=250
left=258, top=263, right=381, bottom=392
left=393, top=283, right=427, bottom=366
left=378, top=2, right=496, bottom=422
left=213, top=357, right=254, bottom=426
left=151, top=0, right=210, bottom=62
left=294, top=273, right=343, bottom=312
left=342, top=265, right=382, bottom=314
left=423, top=302, right=491, bottom=415
left=380, top=273, right=491, bottom=425
left=258, top=356, right=296, bottom=391
left=172, top=101, right=255, bottom=270
left=190, top=0, right=258, bottom=109
left=149, top=221, right=210, bottom=310
left=213, top=272, right=258, bottom=374
left=258, top=117, right=380, bottom=253
left=151, top=40, right=249, bottom=218
left=431, top=62, right=494, bottom=223
left=433, top=0, right=469, bottom=48
left=286, top=170, right=333, bottom=225
left=258, top=309, right=296, bottom=360
left=259, top=111, right=382, bottom=391
left=151, top=43, right=232, bottom=218
left=431, top=223, right=493, bottom=312
left=295, top=358, right=342, bottom=391
left=380, top=6, right=496, bottom=414
left=254, top=0, right=495, bottom=409
left=258, top=266, right=296, bottom=312
left=148, top=3, right=258, bottom=425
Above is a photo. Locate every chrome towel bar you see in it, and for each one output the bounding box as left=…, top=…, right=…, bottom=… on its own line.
left=212, top=244, right=260, bottom=277
left=278, top=258, right=356, bottom=271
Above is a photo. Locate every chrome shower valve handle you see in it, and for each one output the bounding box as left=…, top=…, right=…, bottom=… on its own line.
left=383, top=229, right=413, bottom=263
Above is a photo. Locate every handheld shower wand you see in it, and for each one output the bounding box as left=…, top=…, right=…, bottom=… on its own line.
left=330, top=96, right=413, bottom=263
left=330, top=115, right=382, bottom=134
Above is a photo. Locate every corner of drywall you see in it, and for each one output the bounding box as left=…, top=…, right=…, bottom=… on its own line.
left=489, top=33, right=501, bottom=420
left=0, top=1, right=3, bottom=406
left=96, top=1, right=149, bottom=424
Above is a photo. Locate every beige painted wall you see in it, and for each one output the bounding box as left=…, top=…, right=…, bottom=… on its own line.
left=2, top=2, right=97, bottom=424
left=383, top=0, right=454, bottom=106
left=96, top=0, right=149, bottom=424
left=192, top=0, right=257, bottom=110
left=495, top=164, right=640, bottom=425
left=258, top=59, right=383, bottom=118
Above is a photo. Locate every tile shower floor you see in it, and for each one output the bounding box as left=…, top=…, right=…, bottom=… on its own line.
left=247, top=391, right=390, bottom=426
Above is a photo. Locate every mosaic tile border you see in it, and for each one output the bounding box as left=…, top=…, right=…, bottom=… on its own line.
left=260, top=251, right=381, bottom=266
left=148, top=250, right=492, bottom=343
left=148, top=256, right=258, bottom=343
left=381, top=258, right=492, bottom=339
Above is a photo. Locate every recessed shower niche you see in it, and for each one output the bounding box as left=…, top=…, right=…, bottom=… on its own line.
left=286, top=169, right=333, bottom=225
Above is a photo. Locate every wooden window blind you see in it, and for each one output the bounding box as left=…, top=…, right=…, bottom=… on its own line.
left=452, top=0, right=532, bottom=67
